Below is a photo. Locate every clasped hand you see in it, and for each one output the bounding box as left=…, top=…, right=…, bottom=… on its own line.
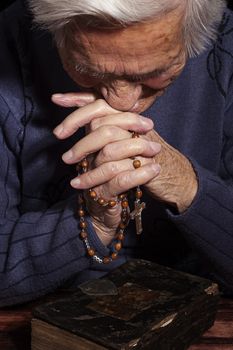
left=53, top=92, right=197, bottom=245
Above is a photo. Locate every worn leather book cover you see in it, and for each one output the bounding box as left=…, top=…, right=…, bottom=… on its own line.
left=31, top=259, right=219, bottom=350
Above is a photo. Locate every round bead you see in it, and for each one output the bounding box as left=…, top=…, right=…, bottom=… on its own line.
left=132, top=132, right=139, bottom=138
left=103, top=257, right=111, bottom=264
left=81, top=159, right=89, bottom=168
left=121, top=200, right=129, bottom=208
left=117, top=233, right=124, bottom=241
left=119, top=222, right=127, bottom=229
left=108, top=200, right=117, bottom=208
left=89, top=190, right=97, bottom=199
left=133, top=159, right=141, bottom=169
left=80, top=231, right=87, bottom=240
left=115, top=242, right=122, bottom=251
left=118, top=193, right=127, bottom=200
left=111, top=252, right=118, bottom=260
left=78, top=209, right=85, bottom=217
left=98, top=198, right=106, bottom=206
left=136, top=190, right=143, bottom=199
left=87, top=248, right=95, bottom=257
left=79, top=221, right=87, bottom=229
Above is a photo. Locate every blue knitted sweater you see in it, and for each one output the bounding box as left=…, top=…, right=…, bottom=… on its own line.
left=0, top=0, right=233, bottom=306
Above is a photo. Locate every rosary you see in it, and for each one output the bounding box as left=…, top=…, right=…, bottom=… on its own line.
left=77, top=132, right=146, bottom=264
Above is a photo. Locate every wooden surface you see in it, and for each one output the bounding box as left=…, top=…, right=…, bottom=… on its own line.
left=0, top=297, right=232, bottom=350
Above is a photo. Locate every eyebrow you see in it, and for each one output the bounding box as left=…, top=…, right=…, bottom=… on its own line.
left=74, top=62, right=169, bottom=82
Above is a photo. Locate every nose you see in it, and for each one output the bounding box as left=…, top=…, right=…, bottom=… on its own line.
left=99, top=79, right=142, bottom=111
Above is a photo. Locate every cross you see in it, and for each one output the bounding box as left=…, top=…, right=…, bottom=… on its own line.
left=130, top=201, right=146, bottom=235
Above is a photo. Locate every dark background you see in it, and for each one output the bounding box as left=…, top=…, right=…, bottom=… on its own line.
left=0, top=0, right=233, bottom=12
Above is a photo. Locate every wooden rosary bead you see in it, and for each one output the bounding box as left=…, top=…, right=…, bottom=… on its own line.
left=136, top=189, right=143, bottom=199
left=98, top=198, right=107, bottom=206
left=78, top=209, right=85, bottom=217
left=118, top=193, right=127, bottom=200
left=133, top=159, right=141, bottom=169
left=80, top=221, right=87, bottom=229
left=87, top=248, right=95, bottom=257
left=80, top=231, right=87, bottom=240
left=121, top=200, right=129, bottom=208
left=103, top=257, right=111, bottom=264
left=111, top=252, right=118, bottom=260
left=108, top=200, right=117, bottom=208
left=89, top=190, right=97, bottom=199
left=80, top=159, right=89, bottom=168
left=115, top=242, right=122, bottom=251
left=117, top=233, right=124, bottom=241
left=132, top=132, right=139, bottom=138
left=119, top=222, right=127, bottom=229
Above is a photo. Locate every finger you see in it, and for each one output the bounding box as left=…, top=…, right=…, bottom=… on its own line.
left=53, top=99, right=119, bottom=139
left=71, top=157, right=152, bottom=189
left=89, top=113, right=154, bottom=134
left=95, top=163, right=161, bottom=200
left=62, top=125, right=130, bottom=164
left=51, top=92, right=97, bottom=108
left=71, top=159, right=132, bottom=189
left=95, top=138, right=161, bottom=166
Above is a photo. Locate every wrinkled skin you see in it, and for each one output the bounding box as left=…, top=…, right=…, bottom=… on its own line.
left=52, top=5, right=198, bottom=245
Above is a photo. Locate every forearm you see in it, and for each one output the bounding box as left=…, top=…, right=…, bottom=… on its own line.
left=0, top=195, right=94, bottom=306
left=168, top=160, right=233, bottom=293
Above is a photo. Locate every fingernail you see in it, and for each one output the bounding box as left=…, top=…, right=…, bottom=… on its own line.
left=141, top=117, right=153, bottom=128
left=70, top=178, right=81, bottom=188
left=53, top=124, right=64, bottom=136
left=52, top=93, right=65, bottom=99
left=62, top=150, right=73, bottom=162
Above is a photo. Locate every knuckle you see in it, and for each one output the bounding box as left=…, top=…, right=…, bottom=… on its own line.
left=90, top=118, right=100, bottom=131
left=115, top=173, right=130, bottom=189
left=85, top=170, right=97, bottom=186
left=101, top=144, right=113, bottom=160
left=131, top=138, right=145, bottom=154
left=106, top=162, right=119, bottom=175
left=101, top=125, right=118, bottom=139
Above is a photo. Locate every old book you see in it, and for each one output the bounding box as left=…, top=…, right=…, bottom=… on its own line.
left=31, top=259, right=219, bottom=350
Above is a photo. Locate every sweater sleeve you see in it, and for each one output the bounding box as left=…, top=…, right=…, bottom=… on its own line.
left=167, top=98, right=233, bottom=294
left=0, top=101, right=110, bottom=307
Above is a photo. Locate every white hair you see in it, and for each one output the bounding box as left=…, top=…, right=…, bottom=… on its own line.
left=28, top=0, right=227, bottom=57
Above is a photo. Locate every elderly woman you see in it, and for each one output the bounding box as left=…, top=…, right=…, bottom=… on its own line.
left=0, top=0, right=232, bottom=306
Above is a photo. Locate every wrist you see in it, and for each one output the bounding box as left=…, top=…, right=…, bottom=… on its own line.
left=92, top=218, right=116, bottom=246
left=175, top=162, right=198, bottom=213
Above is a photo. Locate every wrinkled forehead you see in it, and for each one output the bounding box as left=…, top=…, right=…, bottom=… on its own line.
left=67, top=5, right=185, bottom=54
left=71, top=9, right=184, bottom=73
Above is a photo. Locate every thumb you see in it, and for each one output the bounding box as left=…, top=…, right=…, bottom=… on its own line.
left=51, top=92, right=98, bottom=107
